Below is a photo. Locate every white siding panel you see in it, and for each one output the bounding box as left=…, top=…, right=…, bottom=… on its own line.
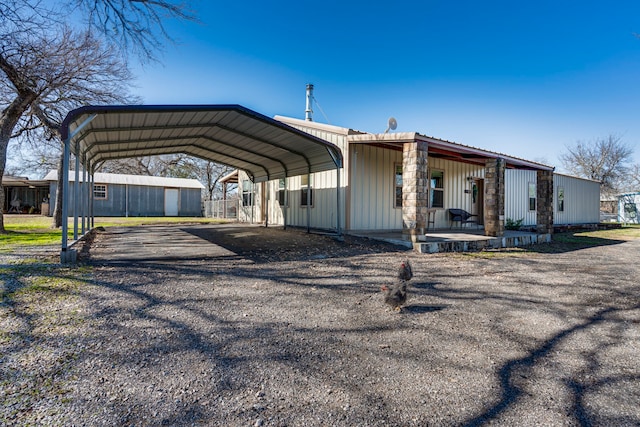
left=554, top=174, right=600, bottom=225
left=427, top=158, right=485, bottom=228
left=261, top=125, right=348, bottom=231
left=349, top=145, right=403, bottom=230
left=505, top=170, right=537, bottom=226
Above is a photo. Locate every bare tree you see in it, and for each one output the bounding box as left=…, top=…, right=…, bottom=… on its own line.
left=0, top=20, right=138, bottom=231
left=70, top=0, right=196, bottom=62
left=1, top=0, right=196, bottom=232
left=560, top=135, right=634, bottom=197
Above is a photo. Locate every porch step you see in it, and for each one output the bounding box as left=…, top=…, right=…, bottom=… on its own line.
left=414, top=233, right=552, bottom=253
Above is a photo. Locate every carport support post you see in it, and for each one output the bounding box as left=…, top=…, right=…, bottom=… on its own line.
left=283, top=177, right=288, bottom=230
left=60, top=137, right=77, bottom=263
left=336, top=166, right=341, bottom=236
left=81, top=164, right=87, bottom=235
left=74, top=147, right=80, bottom=240
left=89, top=169, right=94, bottom=229
left=306, top=171, right=311, bottom=233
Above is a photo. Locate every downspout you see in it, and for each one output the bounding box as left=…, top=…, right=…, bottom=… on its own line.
left=125, top=184, right=129, bottom=217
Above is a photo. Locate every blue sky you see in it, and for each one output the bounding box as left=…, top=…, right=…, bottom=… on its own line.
left=133, top=1, right=640, bottom=170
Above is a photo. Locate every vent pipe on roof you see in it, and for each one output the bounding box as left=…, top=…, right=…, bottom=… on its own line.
left=305, top=83, right=314, bottom=121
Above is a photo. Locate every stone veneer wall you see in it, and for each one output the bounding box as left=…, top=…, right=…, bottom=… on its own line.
left=402, top=141, right=429, bottom=242
left=484, top=158, right=505, bottom=237
left=536, top=169, right=554, bottom=234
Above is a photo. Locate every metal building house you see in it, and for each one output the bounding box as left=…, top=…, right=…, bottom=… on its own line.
left=44, top=170, right=204, bottom=217
left=235, top=115, right=569, bottom=238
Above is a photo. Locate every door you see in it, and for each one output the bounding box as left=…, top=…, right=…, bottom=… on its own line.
left=164, top=188, right=179, bottom=216
left=471, top=179, right=484, bottom=225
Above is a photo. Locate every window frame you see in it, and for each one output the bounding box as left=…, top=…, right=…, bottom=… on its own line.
left=300, top=175, right=313, bottom=208
left=429, top=169, right=444, bottom=209
left=277, top=178, right=287, bottom=206
left=93, top=184, right=107, bottom=200
left=528, top=182, right=537, bottom=211
left=241, top=180, right=253, bottom=206
left=394, top=163, right=403, bottom=209
left=557, top=186, right=564, bottom=212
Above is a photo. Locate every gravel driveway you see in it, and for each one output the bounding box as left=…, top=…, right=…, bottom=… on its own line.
left=2, top=224, right=639, bottom=426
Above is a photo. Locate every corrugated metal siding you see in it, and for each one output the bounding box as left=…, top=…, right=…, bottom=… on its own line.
left=260, top=125, right=348, bottom=231
left=505, top=170, right=537, bottom=226
left=180, top=188, right=203, bottom=216
left=505, top=171, right=600, bottom=226
left=427, top=158, right=485, bottom=228
left=554, top=174, right=600, bottom=224
left=51, top=182, right=202, bottom=217
left=349, top=144, right=402, bottom=230
left=347, top=153, right=486, bottom=231
left=237, top=172, right=261, bottom=223
left=129, top=186, right=164, bottom=216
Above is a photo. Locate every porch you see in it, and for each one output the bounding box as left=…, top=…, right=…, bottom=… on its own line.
left=348, top=228, right=552, bottom=253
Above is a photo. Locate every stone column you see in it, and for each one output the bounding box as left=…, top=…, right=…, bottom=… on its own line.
left=484, top=158, right=505, bottom=237
left=402, top=141, right=429, bottom=242
left=536, top=169, right=554, bottom=234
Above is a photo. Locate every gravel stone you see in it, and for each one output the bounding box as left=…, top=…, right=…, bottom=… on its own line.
left=1, top=224, right=639, bottom=426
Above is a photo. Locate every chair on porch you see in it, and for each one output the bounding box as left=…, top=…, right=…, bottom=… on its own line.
left=9, top=197, right=21, bottom=213
left=448, top=208, right=479, bottom=229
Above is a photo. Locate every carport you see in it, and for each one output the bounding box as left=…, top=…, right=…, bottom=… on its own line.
left=59, top=104, right=344, bottom=262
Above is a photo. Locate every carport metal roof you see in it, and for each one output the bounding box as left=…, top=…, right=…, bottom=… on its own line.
left=59, top=104, right=344, bottom=261
left=61, top=104, right=343, bottom=182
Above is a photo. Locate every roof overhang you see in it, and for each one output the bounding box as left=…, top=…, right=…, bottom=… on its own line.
left=61, top=105, right=344, bottom=182
left=348, top=132, right=554, bottom=171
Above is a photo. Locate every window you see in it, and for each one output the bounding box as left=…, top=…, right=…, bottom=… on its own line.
left=557, top=186, right=564, bottom=212
left=277, top=179, right=287, bottom=206
left=300, top=175, right=313, bottom=207
left=93, top=184, right=107, bottom=199
left=429, top=170, right=444, bottom=208
left=528, top=182, right=536, bottom=211
left=242, top=181, right=253, bottom=206
left=394, top=164, right=403, bottom=208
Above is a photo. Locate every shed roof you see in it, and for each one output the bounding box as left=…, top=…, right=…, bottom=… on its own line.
left=44, top=170, right=205, bottom=189
left=61, top=105, right=343, bottom=183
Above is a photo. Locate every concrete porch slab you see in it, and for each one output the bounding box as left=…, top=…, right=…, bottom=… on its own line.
left=348, top=229, right=552, bottom=253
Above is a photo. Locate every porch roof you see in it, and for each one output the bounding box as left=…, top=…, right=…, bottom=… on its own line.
left=348, top=132, right=554, bottom=171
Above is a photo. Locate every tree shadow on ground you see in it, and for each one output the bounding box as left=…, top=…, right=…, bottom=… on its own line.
left=461, top=303, right=640, bottom=427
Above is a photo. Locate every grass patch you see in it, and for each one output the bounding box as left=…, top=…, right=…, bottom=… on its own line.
left=1, top=216, right=229, bottom=248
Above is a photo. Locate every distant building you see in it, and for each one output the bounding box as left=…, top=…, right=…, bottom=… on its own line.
left=1, top=175, right=49, bottom=214
left=618, top=192, right=640, bottom=224
left=44, top=171, right=204, bottom=217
